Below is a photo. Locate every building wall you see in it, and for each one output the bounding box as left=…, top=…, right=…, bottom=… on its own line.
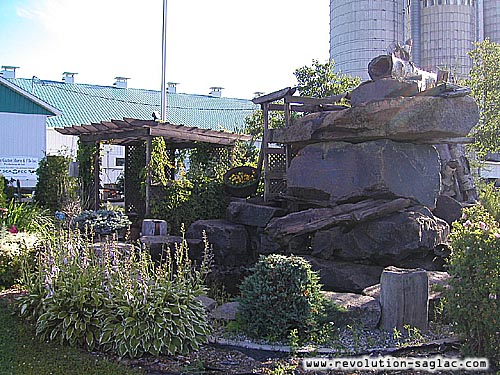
left=0, top=112, right=46, bottom=187
left=330, top=0, right=405, bottom=80
left=420, top=1, right=476, bottom=79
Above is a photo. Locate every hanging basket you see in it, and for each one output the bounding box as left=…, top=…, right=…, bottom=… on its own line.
left=223, top=166, right=260, bottom=198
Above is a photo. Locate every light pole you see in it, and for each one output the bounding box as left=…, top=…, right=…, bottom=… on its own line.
left=160, top=0, right=168, bottom=121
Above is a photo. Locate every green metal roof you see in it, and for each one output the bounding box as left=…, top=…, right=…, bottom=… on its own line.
left=0, top=77, right=61, bottom=116
left=7, top=78, right=257, bottom=132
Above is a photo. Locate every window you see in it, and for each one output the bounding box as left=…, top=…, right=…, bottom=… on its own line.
left=115, top=157, right=125, bottom=167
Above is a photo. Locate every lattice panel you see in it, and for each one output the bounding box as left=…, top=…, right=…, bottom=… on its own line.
left=268, top=179, right=287, bottom=195
left=125, top=143, right=146, bottom=218
left=268, top=152, right=287, bottom=172
left=265, top=149, right=287, bottom=198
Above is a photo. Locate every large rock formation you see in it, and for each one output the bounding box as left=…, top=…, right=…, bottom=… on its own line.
left=271, top=95, right=478, bottom=145
left=286, top=140, right=441, bottom=208
left=310, top=206, right=449, bottom=267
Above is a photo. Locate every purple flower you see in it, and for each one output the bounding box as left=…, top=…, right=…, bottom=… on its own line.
left=479, top=222, right=489, bottom=231
left=463, top=220, right=472, bottom=228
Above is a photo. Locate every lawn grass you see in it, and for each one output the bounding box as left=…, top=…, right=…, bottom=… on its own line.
left=0, top=293, right=144, bottom=375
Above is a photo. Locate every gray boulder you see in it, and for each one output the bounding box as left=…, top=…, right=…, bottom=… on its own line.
left=323, top=291, right=381, bottom=329
left=433, top=194, right=463, bottom=226
left=213, top=301, right=240, bottom=321
left=271, top=95, right=478, bottom=144
left=287, top=140, right=441, bottom=208
left=196, top=295, right=217, bottom=312
left=311, top=206, right=449, bottom=266
left=226, top=201, right=282, bottom=227
left=349, top=78, right=419, bottom=107
left=303, top=256, right=383, bottom=293
left=187, top=220, right=251, bottom=266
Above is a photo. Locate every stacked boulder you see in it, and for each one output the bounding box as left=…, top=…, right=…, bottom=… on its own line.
left=187, top=71, right=479, bottom=295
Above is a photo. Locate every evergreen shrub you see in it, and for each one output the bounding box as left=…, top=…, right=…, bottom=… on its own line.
left=238, top=254, right=327, bottom=341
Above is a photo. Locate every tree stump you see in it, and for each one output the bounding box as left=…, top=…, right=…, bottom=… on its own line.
left=380, top=266, right=429, bottom=332
left=142, top=219, right=167, bottom=236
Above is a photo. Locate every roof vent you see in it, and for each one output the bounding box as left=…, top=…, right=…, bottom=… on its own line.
left=1, top=66, right=19, bottom=79
left=167, top=82, right=178, bottom=94
left=209, top=86, right=223, bottom=97
left=62, top=72, right=77, bottom=84
left=114, top=76, right=129, bottom=89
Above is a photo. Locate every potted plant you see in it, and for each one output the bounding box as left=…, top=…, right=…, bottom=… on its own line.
left=223, top=166, right=260, bottom=198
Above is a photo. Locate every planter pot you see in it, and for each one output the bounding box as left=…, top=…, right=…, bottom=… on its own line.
left=223, top=166, right=260, bottom=198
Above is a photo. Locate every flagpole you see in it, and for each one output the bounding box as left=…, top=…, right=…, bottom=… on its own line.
left=160, top=0, right=168, bottom=121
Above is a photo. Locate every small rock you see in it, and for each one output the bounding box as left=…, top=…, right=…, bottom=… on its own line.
left=196, top=295, right=217, bottom=312
left=433, top=194, right=463, bottom=226
left=213, top=301, right=240, bottom=321
left=323, top=291, right=381, bottom=329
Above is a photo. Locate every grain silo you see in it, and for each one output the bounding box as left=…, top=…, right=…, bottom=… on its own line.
left=482, top=0, right=500, bottom=43
left=419, top=0, right=477, bottom=80
left=329, top=0, right=407, bottom=80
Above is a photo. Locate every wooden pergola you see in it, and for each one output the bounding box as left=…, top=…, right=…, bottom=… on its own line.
left=56, top=117, right=251, bottom=215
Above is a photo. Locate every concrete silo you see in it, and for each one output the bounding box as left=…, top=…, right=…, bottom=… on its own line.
left=329, top=0, right=406, bottom=80
left=482, top=0, right=500, bottom=43
left=419, top=0, right=477, bottom=80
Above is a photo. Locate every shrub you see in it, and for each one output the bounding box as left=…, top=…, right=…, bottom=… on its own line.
left=34, top=155, right=77, bottom=213
left=238, top=254, right=327, bottom=342
left=150, top=177, right=228, bottom=236
left=73, top=209, right=131, bottom=236
left=445, top=204, right=500, bottom=364
left=16, top=229, right=212, bottom=358
left=0, top=230, right=39, bottom=288
left=478, top=180, right=500, bottom=221
left=0, top=175, right=6, bottom=208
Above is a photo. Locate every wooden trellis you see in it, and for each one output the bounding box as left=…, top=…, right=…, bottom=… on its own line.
left=56, top=118, right=251, bottom=215
left=252, top=88, right=347, bottom=201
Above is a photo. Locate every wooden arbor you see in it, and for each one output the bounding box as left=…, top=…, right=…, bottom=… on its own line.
left=56, top=117, right=251, bottom=216
left=252, top=88, right=348, bottom=201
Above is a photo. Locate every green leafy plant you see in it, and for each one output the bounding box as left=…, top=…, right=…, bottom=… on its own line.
left=478, top=180, right=500, bottom=221
left=0, top=200, right=53, bottom=234
left=16, top=228, right=213, bottom=358
left=73, top=209, right=131, bottom=236
left=238, top=254, right=327, bottom=342
left=445, top=204, right=500, bottom=364
left=150, top=177, right=228, bottom=236
left=0, top=175, right=7, bottom=208
left=34, top=154, right=78, bottom=213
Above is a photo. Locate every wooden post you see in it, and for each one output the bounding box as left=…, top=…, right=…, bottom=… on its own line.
left=262, top=103, right=269, bottom=202
left=145, top=136, right=152, bottom=216
left=380, top=266, right=429, bottom=332
left=93, top=142, right=101, bottom=211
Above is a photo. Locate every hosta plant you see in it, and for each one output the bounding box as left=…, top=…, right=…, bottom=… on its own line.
left=17, top=228, right=212, bottom=358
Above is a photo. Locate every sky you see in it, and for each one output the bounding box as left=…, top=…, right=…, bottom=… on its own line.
left=0, top=0, right=330, bottom=99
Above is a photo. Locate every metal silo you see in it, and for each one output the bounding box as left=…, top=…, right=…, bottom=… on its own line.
left=420, top=0, right=477, bottom=80
left=482, top=0, right=500, bottom=43
left=329, top=0, right=405, bottom=80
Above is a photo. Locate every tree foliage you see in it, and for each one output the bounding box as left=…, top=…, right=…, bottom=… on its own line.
left=245, top=60, right=361, bottom=139
left=466, top=39, right=500, bottom=156
left=294, top=59, right=361, bottom=98
left=34, top=155, right=77, bottom=213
